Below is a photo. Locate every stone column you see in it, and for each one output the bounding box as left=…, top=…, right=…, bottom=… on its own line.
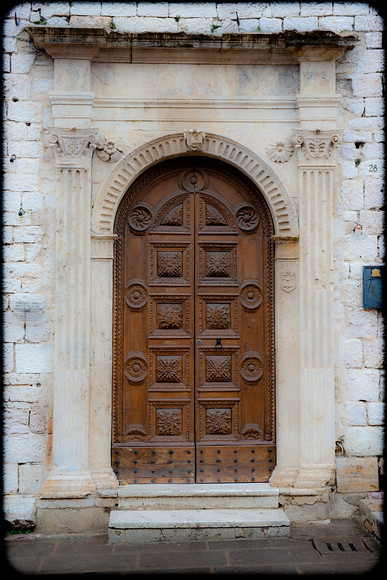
left=288, top=46, right=344, bottom=489
left=40, top=128, right=99, bottom=496
left=293, top=129, right=341, bottom=488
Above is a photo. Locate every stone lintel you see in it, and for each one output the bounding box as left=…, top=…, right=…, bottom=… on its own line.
left=25, top=27, right=358, bottom=64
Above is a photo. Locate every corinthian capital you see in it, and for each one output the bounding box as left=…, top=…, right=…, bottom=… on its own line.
left=44, top=127, right=99, bottom=163
left=293, top=129, right=342, bottom=164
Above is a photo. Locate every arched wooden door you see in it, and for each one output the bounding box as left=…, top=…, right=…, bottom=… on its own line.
left=112, top=157, right=275, bottom=483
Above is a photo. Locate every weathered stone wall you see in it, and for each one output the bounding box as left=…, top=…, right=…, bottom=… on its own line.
left=3, top=2, right=384, bottom=526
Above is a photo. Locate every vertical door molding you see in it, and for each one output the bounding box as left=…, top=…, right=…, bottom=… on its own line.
left=90, top=235, right=119, bottom=489
left=270, top=237, right=300, bottom=488
left=40, top=127, right=99, bottom=497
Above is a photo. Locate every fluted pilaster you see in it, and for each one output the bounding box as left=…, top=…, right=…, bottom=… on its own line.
left=294, top=128, right=342, bottom=488
left=40, top=128, right=99, bottom=497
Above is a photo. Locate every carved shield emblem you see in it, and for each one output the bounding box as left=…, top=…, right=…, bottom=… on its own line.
left=281, top=270, right=296, bottom=293
left=185, top=130, right=205, bottom=151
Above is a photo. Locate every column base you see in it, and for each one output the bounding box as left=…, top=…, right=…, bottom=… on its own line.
left=270, top=466, right=335, bottom=491
left=92, top=468, right=119, bottom=490
left=294, top=466, right=335, bottom=489
left=270, top=467, right=299, bottom=488
left=40, top=469, right=96, bottom=499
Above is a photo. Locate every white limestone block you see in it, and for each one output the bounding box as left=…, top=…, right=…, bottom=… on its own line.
left=340, top=401, right=367, bottom=426
left=3, top=495, right=36, bottom=524
left=346, top=369, right=380, bottom=401
left=344, top=426, right=384, bottom=456
left=367, top=402, right=384, bottom=425
left=15, top=343, right=53, bottom=374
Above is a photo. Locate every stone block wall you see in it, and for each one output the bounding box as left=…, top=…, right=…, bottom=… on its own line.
left=3, top=2, right=384, bottom=525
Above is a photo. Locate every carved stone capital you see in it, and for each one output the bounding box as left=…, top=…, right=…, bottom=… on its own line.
left=44, top=127, right=99, bottom=164
left=293, top=129, right=342, bottom=164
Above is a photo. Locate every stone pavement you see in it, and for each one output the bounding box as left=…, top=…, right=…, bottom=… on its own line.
left=5, top=519, right=382, bottom=575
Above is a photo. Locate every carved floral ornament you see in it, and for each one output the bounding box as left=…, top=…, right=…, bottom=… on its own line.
left=265, top=137, right=295, bottom=163
left=95, top=133, right=125, bottom=162
left=265, top=129, right=342, bottom=164
left=44, top=127, right=125, bottom=163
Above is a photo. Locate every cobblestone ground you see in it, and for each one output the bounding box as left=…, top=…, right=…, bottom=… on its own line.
left=5, top=519, right=382, bottom=575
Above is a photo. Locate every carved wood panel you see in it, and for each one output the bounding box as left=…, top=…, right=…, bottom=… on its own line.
left=113, top=157, right=275, bottom=483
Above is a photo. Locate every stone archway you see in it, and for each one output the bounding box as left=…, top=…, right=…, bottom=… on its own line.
left=89, top=132, right=300, bottom=490
left=92, top=132, right=298, bottom=238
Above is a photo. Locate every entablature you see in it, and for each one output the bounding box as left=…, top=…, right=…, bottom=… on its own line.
left=25, top=27, right=358, bottom=64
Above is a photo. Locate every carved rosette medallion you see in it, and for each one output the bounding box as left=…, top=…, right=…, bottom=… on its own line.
left=124, top=352, right=147, bottom=383
left=156, top=303, right=183, bottom=329
left=156, top=356, right=181, bottom=383
left=156, top=408, right=182, bottom=436
left=206, top=408, right=232, bottom=435
left=265, top=138, right=294, bottom=163
left=157, top=251, right=183, bottom=277
left=181, top=168, right=206, bottom=192
left=128, top=205, right=153, bottom=232
left=235, top=205, right=259, bottom=231
left=206, top=355, right=232, bottom=382
left=241, top=352, right=263, bottom=383
left=240, top=281, right=263, bottom=310
left=125, top=280, right=147, bottom=309
left=95, top=133, right=124, bottom=162
left=206, top=251, right=231, bottom=277
left=206, top=303, right=231, bottom=329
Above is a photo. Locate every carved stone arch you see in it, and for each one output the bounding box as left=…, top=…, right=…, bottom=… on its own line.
left=91, top=132, right=298, bottom=238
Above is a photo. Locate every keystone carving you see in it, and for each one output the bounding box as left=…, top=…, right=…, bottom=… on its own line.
left=185, top=129, right=205, bottom=151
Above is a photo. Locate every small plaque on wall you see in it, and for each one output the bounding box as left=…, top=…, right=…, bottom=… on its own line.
left=10, top=294, right=46, bottom=320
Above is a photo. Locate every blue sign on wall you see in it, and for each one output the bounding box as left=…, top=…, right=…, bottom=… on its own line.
left=363, top=266, right=383, bottom=310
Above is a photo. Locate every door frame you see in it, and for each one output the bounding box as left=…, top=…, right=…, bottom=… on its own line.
left=89, top=132, right=301, bottom=490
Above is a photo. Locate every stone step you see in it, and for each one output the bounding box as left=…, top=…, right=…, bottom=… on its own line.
left=108, top=508, right=290, bottom=543
left=116, top=483, right=279, bottom=510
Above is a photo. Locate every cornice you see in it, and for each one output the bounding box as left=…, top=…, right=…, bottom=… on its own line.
left=25, top=27, right=358, bottom=64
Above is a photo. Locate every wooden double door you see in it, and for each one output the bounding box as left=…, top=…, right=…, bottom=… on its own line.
left=112, top=158, right=275, bottom=483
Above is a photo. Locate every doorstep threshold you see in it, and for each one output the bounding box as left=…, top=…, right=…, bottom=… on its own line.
left=109, top=507, right=289, bottom=529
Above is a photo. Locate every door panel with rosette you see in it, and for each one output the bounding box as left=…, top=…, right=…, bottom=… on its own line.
left=112, top=158, right=275, bottom=483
